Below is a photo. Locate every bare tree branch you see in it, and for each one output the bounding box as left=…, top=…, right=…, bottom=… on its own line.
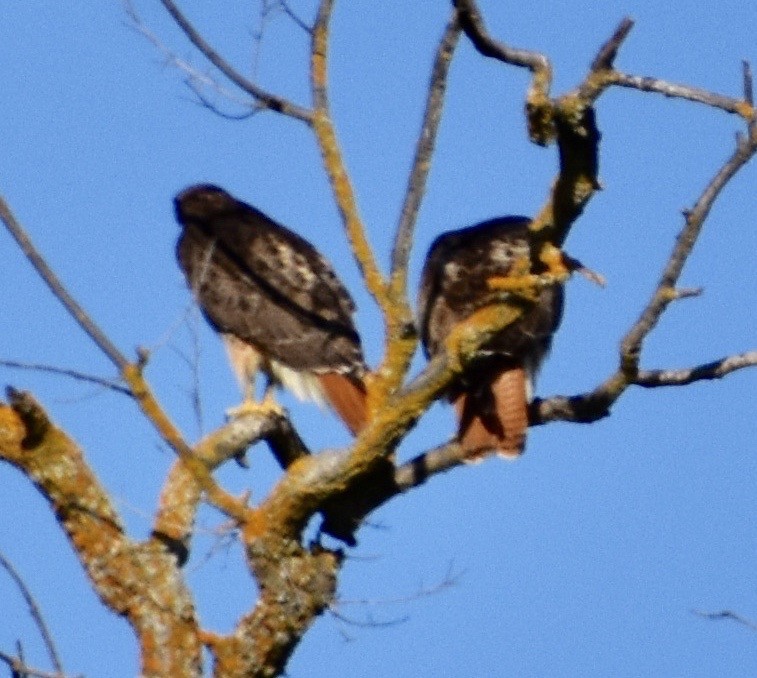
left=636, top=352, right=757, bottom=387
left=530, top=66, right=756, bottom=427
left=589, top=18, right=635, bottom=72
left=0, top=196, right=129, bottom=372
left=0, top=390, right=204, bottom=675
left=278, top=0, right=313, bottom=34
left=693, top=609, right=757, bottom=633
left=0, top=360, right=131, bottom=396
left=184, top=77, right=258, bottom=120
left=390, top=12, right=461, bottom=288
left=0, top=551, right=65, bottom=675
left=124, top=0, right=258, bottom=116
left=607, top=72, right=753, bottom=118
left=1, top=192, right=250, bottom=525
left=744, top=61, right=756, bottom=136
left=373, top=11, right=463, bottom=403
left=452, top=0, right=549, bottom=75
left=156, top=0, right=313, bottom=122
left=620, top=130, right=757, bottom=376
left=328, top=607, right=409, bottom=630
left=453, top=0, right=552, bottom=143
left=0, top=650, right=79, bottom=678
left=309, top=0, right=389, bottom=310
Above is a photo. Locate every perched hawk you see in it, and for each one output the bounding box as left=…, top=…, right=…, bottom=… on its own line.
left=175, top=184, right=367, bottom=435
left=418, top=216, right=564, bottom=459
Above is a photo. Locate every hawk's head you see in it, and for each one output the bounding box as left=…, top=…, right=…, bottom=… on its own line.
left=174, top=184, right=237, bottom=224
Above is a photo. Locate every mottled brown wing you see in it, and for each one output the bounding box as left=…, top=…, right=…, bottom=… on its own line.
left=175, top=184, right=367, bottom=433
left=418, top=216, right=564, bottom=457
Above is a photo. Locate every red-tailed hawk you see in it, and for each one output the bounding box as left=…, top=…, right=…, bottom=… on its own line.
left=418, top=216, right=564, bottom=459
left=175, top=184, right=367, bottom=435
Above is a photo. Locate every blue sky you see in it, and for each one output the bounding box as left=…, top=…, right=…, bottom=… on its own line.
left=1, top=2, right=755, bottom=676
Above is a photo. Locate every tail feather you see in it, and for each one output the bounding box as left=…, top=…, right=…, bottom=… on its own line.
left=317, top=372, right=368, bottom=436
left=453, top=366, right=528, bottom=460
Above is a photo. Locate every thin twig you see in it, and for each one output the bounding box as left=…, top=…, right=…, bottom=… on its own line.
left=692, top=609, right=757, bottom=633
left=250, top=0, right=276, bottom=80
left=0, top=360, right=131, bottom=396
left=157, top=0, right=313, bottom=123
left=186, top=309, right=205, bottom=435
left=124, top=0, right=258, bottom=115
left=0, top=551, right=65, bottom=675
left=279, top=0, right=313, bottom=34
left=0, top=196, right=128, bottom=371
left=328, top=607, right=409, bottom=629
left=337, top=563, right=462, bottom=606
left=185, top=80, right=258, bottom=120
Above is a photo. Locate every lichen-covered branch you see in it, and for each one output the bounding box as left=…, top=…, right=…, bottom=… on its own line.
left=528, top=19, right=634, bottom=246
left=0, top=390, right=203, bottom=676
left=153, top=411, right=308, bottom=563
left=206, top=538, right=340, bottom=678
left=309, top=0, right=389, bottom=312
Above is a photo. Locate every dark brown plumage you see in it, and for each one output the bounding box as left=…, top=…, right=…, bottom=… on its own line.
left=175, top=184, right=367, bottom=434
left=418, top=216, right=564, bottom=458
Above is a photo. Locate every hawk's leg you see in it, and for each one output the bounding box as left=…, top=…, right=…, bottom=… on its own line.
left=222, top=334, right=284, bottom=419
left=225, top=377, right=285, bottom=419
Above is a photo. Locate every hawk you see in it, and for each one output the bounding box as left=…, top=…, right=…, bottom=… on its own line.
left=418, top=216, right=564, bottom=459
left=174, top=184, right=368, bottom=435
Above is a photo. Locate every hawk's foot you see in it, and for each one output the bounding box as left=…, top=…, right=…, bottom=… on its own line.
left=225, top=395, right=284, bottom=420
